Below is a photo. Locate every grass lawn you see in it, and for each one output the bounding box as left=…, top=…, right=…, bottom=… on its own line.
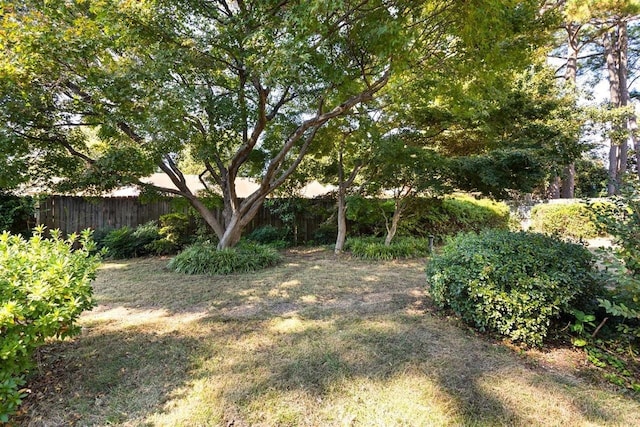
left=18, top=248, right=640, bottom=426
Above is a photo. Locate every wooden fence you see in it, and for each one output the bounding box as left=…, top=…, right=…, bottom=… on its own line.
left=36, top=196, right=335, bottom=243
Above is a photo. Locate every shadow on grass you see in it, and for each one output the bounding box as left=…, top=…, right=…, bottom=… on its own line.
left=20, top=308, right=636, bottom=426
left=188, top=310, right=628, bottom=426
left=19, top=328, right=202, bottom=427
left=19, top=253, right=640, bottom=426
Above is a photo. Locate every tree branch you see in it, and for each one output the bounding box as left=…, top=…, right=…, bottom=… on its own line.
left=227, top=76, right=269, bottom=182
left=266, top=86, right=295, bottom=120
left=11, top=129, right=96, bottom=165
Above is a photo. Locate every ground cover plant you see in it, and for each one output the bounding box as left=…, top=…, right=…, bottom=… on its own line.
left=346, top=236, right=431, bottom=260
left=14, top=249, right=640, bottom=426
left=426, top=230, right=604, bottom=346
left=0, top=227, right=100, bottom=421
left=168, top=242, right=283, bottom=275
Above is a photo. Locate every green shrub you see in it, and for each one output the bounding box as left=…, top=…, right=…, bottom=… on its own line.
left=440, top=195, right=510, bottom=232
left=530, top=203, right=602, bottom=240
left=347, top=236, right=431, bottom=260
left=145, top=213, right=194, bottom=255
left=346, top=196, right=390, bottom=236
left=575, top=158, right=608, bottom=198
left=246, top=225, right=291, bottom=248
left=91, top=226, right=114, bottom=252
left=168, top=242, right=283, bottom=275
left=346, top=195, right=510, bottom=240
left=312, top=222, right=338, bottom=245
left=145, top=238, right=179, bottom=255
left=0, top=194, right=35, bottom=236
left=589, top=180, right=640, bottom=342
left=102, top=221, right=161, bottom=258
left=426, top=230, right=604, bottom=346
left=0, top=227, right=100, bottom=421
left=158, top=213, right=192, bottom=245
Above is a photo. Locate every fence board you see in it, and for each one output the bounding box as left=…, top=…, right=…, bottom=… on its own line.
left=36, top=195, right=336, bottom=242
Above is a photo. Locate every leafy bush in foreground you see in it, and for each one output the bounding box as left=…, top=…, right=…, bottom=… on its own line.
left=530, top=203, right=603, bottom=240
left=581, top=180, right=640, bottom=390
left=0, top=227, right=100, bottom=421
left=168, top=242, right=283, bottom=275
left=426, top=230, right=604, bottom=346
left=347, top=236, right=431, bottom=260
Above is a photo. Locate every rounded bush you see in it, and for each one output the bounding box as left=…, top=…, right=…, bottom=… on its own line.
left=426, top=230, right=604, bottom=346
left=168, top=242, right=283, bottom=275
left=530, top=203, right=602, bottom=240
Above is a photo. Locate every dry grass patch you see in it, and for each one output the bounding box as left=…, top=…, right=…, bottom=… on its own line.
left=17, top=248, right=640, bottom=426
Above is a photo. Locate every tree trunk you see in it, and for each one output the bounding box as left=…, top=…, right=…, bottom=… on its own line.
left=548, top=175, right=561, bottom=199
left=384, top=200, right=403, bottom=246
left=561, top=164, right=575, bottom=199
left=561, top=22, right=579, bottom=199
left=334, top=145, right=363, bottom=254
left=604, top=25, right=624, bottom=195
left=335, top=187, right=347, bottom=254
left=631, top=112, right=640, bottom=179
left=335, top=147, right=347, bottom=254
left=217, top=214, right=244, bottom=249
left=618, top=20, right=629, bottom=179
left=186, top=196, right=225, bottom=240
left=608, top=144, right=620, bottom=195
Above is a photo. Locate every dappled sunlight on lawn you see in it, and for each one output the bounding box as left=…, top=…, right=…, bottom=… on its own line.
left=269, top=315, right=308, bottom=334
left=21, top=250, right=640, bottom=427
left=82, top=305, right=209, bottom=335
left=140, top=310, right=640, bottom=427
left=475, top=373, right=621, bottom=426
left=97, top=261, right=130, bottom=270
left=279, top=279, right=302, bottom=288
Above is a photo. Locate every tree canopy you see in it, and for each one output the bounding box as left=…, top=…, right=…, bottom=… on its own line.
left=1, top=0, right=559, bottom=247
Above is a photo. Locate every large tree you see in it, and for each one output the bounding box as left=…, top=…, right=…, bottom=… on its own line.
left=556, top=0, right=640, bottom=193
left=1, top=0, right=413, bottom=247
left=0, top=0, right=553, bottom=248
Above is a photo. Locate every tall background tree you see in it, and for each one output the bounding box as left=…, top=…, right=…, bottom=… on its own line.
left=552, top=0, right=640, bottom=194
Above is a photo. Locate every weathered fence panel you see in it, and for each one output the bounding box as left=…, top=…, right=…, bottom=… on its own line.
left=36, top=196, right=335, bottom=242
left=36, top=196, right=180, bottom=234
